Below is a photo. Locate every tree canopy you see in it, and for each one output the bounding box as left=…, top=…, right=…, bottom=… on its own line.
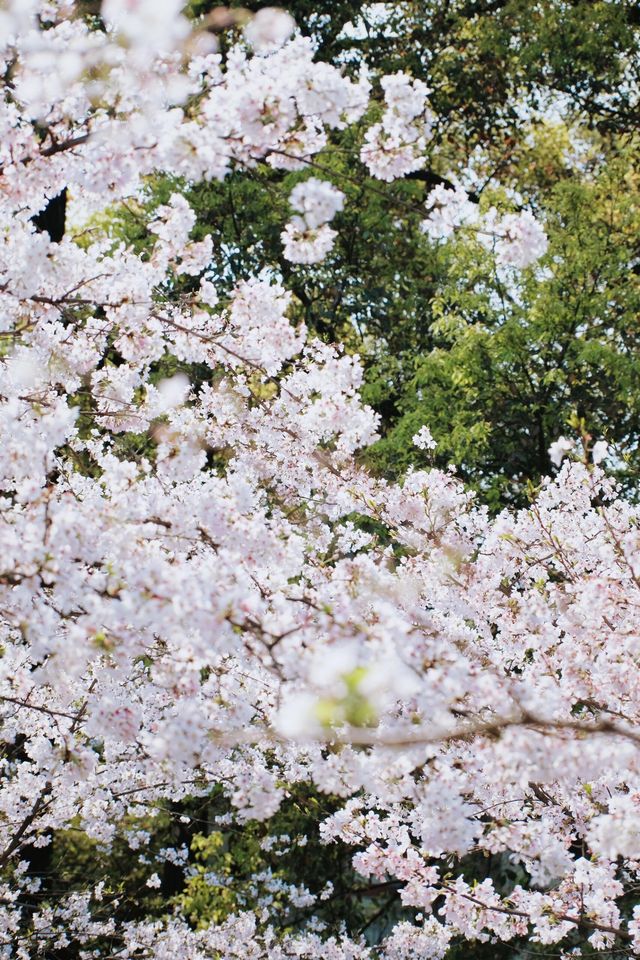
left=129, top=1, right=638, bottom=506
left=1, top=3, right=640, bottom=959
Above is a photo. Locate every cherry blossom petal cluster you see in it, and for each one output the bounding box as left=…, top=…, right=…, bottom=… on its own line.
left=360, top=72, right=433, bottom=182
left=0, top=3, right=637, bottom=958
left=281, top=177, right=345, bottom=263
left=422, top=186, right=548, bottom=269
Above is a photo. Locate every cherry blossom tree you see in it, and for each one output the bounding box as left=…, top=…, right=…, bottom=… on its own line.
left=0, top=3, right=638, bottom=958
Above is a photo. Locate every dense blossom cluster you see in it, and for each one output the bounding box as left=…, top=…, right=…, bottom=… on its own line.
left=422, top=186, right=548, bottom=268
left=0, top=2, right=631, bottom=958
left=360, top=72, right=433, bottom=182
left=281, top=177, right=345, bottom=263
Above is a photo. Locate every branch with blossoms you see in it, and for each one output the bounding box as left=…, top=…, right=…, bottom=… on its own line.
left=0, top=3, right=637, bottom=959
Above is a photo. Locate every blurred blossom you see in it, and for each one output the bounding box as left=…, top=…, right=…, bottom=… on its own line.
left=548, top=436, right=574, bottom=467
left=156, top=373, right=190, bottom=412
left=244, top=7, right=295, bottom=55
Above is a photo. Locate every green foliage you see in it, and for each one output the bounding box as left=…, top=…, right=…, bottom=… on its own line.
left=178, top=786, right=389, bottom=938
left=371, top=133, right=640, bottom=505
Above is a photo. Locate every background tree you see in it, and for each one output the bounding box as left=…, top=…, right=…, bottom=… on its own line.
left=134, top=0, right=637, bottom=507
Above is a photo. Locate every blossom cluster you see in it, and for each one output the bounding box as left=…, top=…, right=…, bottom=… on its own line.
left=361, top=72, right=434, bottom=182
left=281, top=177, right=345, bottom=263
left=422, top=185, right=549, bottom=268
